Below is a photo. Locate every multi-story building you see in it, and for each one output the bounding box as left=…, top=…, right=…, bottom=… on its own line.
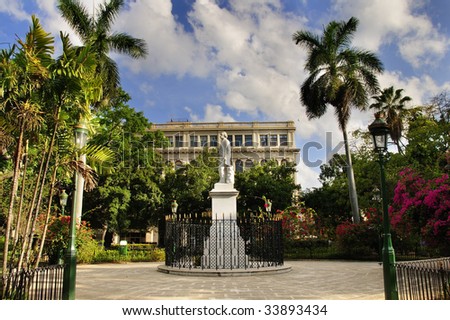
left=149, top=120, right=300, bottom=175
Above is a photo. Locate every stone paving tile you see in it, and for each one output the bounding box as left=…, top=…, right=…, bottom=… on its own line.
left=76, top=260, right=385, bottom=300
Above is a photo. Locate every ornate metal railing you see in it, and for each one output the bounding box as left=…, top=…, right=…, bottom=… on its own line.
left=395, top=257, right=450, bottom=300
left=165, top=217, right=284, bottom=269
left=1, top=264, right=64, bottom=300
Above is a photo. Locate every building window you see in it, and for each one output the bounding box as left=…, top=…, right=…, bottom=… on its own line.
left=190, top=135, right=198, bottom=147
left=235, top=159, right=244, bottom=173
left=245, top=159, right=254, bottom=169
left=210, top=135, right=218, bottom=147
left=168, top=136, right=174, bottom=147
left=234, top=135, right=243, bottom=147
left=260, top=159, right=267, bottom=165
left=245, top=135, right=253, bottom=147
left=280, top=134, right=288, bottom=146
left=270, top=134, right=278, bottom=146
left=200, top=135, right=208, bottom=147
left=260, top=134, right=268, bottom=146
left=175, top=135, right=183, bottom=147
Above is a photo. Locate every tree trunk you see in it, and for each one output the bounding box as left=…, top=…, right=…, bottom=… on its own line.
left=24, top=118, right=59, bottom=267
left=17, top=148, right=47, bottom=271
left=34, top=161, right=59, bottom=268
left=342, top=128, right=360, bottom=223
left=2, top=121, right=25, bottom=275
left=12, top=140, right=29, bottom=248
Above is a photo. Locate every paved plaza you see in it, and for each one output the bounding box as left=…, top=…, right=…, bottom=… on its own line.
left=76, top=260, right=385, bottom=300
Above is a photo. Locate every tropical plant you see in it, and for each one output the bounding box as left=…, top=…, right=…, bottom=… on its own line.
left=57, top=0, right=148, bottom=105
left=370, top=86, right=412, bottom=153
left=293, top=17, right=384, bottom=223
left=0, top=16, right=54, bottom=274
left=0, top=16, right=110, bottom=274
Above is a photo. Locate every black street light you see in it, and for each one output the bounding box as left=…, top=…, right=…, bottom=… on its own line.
left=368, top=113, right=399, bottom=300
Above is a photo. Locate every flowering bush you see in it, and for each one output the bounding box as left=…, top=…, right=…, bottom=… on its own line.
left=40, top=215, right=99, bottom=264
left=277, top=203, right=318, bottom=242
left=335, top=207, right=382, bottom=258
left=389, top=168, right=449, bottom=255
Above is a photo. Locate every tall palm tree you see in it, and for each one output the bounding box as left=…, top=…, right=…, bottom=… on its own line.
left=293, top=17, right=384, bottom=223
left=57, top=0, right=148, bottom=105
left=370, top=86, right=411, bottom=153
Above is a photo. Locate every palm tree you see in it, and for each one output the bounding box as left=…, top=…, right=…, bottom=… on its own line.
left=57, top=0, right=148, bottom=105
left=1, top=16, right=52, bottom=274
left=293, top=17, right=384, bottom=223
left=370, top=86, right=411, bottom=153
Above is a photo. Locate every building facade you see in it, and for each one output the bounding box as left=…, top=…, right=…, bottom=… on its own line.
left=149, top=121, right=300, bottom=174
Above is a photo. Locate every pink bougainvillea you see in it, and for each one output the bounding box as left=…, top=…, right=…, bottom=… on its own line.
left=389, top=168, right=449, bottom=254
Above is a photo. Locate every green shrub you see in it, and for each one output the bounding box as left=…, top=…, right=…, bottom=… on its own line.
left=335, top=221, right=380, bottom=259
left=90, top=246, right=165, bottom=263
left=77, top=238, right=102, bottom=264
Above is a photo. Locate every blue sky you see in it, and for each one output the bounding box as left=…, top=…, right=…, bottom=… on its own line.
left=1, top=0, right=449, bottom=189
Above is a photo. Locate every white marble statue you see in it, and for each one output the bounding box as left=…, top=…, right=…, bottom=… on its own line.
left=219, top=131, right=234, bottom=184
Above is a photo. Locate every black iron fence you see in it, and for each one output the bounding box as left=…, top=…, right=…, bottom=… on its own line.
left=1, top=264, right=64, bottom=300
left=395, top=257, right=450, bottom=300
left=165, top=217, right=284, bottom=269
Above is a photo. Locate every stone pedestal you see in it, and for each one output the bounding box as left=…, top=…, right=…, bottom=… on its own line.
left=209, top=183, right=239, bottom=220
left=202, top=220, right=248, bottom=269
left=205, top=182, right=247, bottom=268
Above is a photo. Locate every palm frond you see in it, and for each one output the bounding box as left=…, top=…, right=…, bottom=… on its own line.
left=57, top=0, right=92, bottom=41
left=67, top=159, right=98, bottom=191
left=108, top=32, right=148, bottom=58
left=96, top=0, right=124, bottom=34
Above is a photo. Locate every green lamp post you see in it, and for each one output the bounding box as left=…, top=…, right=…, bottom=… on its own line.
left=62, top=119, right=88, bottom=300
left=368, top=113, right=399, bottom=300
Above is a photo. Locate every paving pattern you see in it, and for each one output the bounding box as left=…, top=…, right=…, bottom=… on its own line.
left=76, top=260, right=385, bottom=300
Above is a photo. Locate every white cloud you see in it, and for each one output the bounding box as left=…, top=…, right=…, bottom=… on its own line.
left=296, top=162, right=322, bottom=190
left=0, top=0, right=29, bottom=20
left=186, top=104, right=236, bottom=122
left=331, top=0, right=450, bottom=69
left=188, top=0, right=310, bottom=123
left=139, top=82, right=153, bottom=95
left=116, top=0, right=212, bottom=78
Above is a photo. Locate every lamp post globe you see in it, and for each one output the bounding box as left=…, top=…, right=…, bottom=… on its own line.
left=59, top=189, right=68, bottom=216
left=368, top=113, right=398, bottom=300
left=171, top=200, right=178, bottom=220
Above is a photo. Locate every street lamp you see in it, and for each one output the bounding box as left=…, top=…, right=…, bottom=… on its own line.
left=368, top=113, right=398, bottom=300
left=63, top=119, right=88, bottom=300
left=265, top=198, right=272, bottom=214
left=59, top=189, right=68, bottom=216
left=171, top=200, right=178, bottom=220
left=372, top=187, right=381, bottom=203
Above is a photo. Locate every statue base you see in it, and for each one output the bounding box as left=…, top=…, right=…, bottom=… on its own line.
left=209, top=183, right=239, bottom=220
